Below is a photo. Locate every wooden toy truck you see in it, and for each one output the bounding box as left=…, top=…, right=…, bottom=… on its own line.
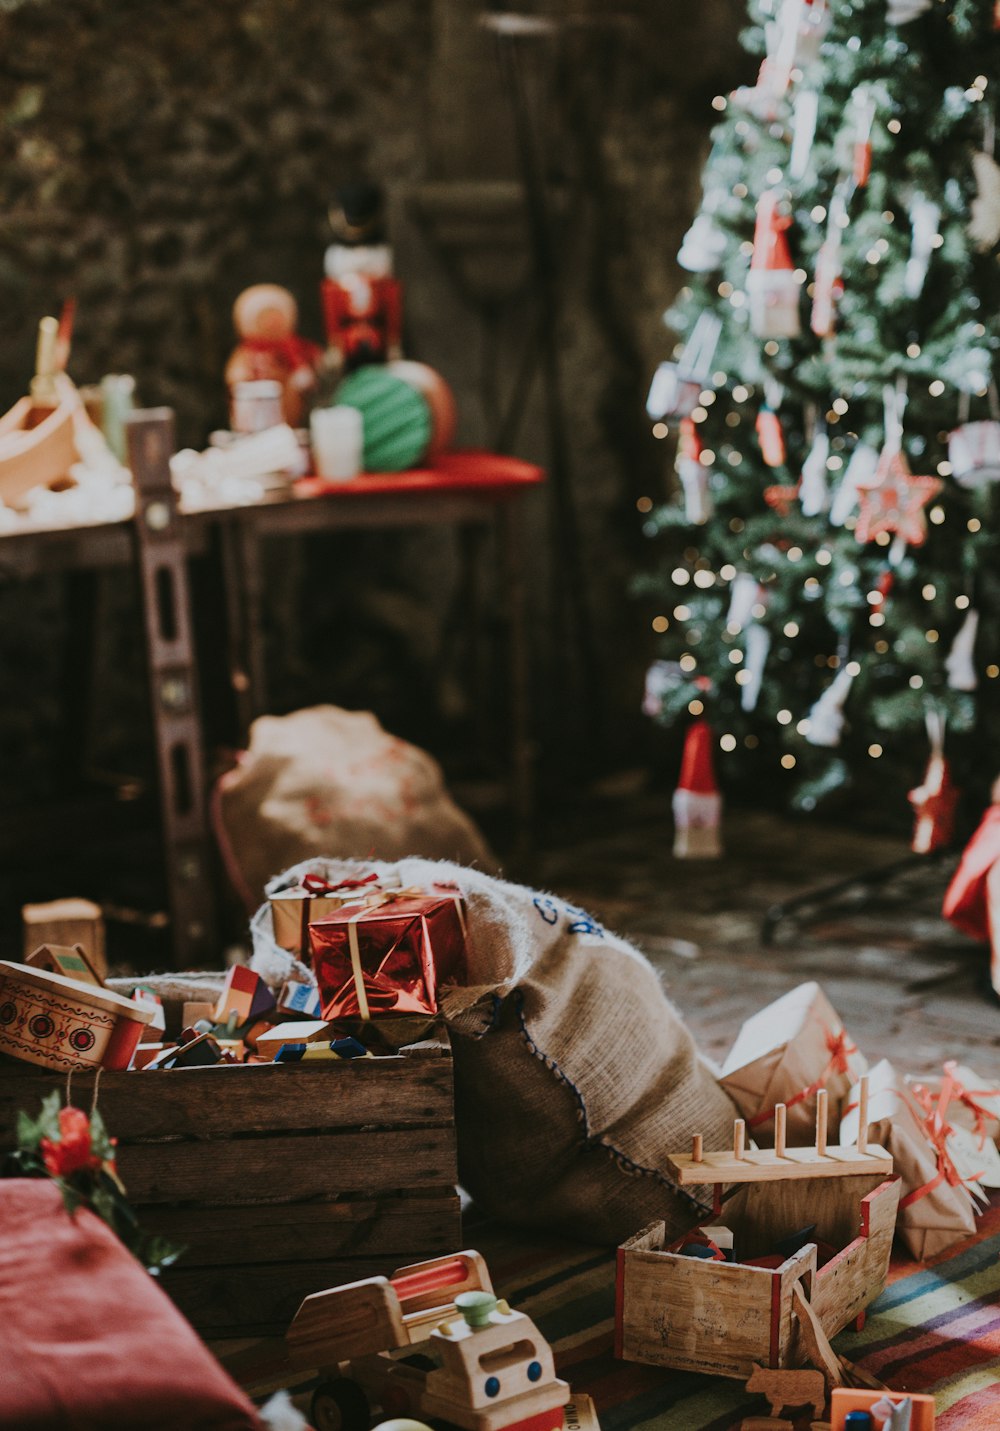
left=615, top=1080, right=901, bottom=1381
left=225, top=1250, right=571, bottom=1431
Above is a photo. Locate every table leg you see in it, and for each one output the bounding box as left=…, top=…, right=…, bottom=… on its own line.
left=499, top=498, right=533, bottom=861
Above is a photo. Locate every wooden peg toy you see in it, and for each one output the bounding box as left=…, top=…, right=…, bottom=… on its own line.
left=816, top=1088, right=829, bottom=1157
left=616, top=1104, right=899, bottom=1381
left=856, top=1074, right=870, bottom=1154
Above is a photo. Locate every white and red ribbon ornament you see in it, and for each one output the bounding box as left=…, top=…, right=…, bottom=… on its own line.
left=672, top=717, right=722, bottom=860
left=904, top=193, right=942, bottom=300
left=756, top=406, right=787, bottom=468
left=850, top=87, right=877, bottom=188
left=909, top=709, right=959, bottom=855
left=949, top=410, right=1000, bottom=489
left=676, top=417, right=713, bottom=525
left=811, top=192, right=847, bottom=338
left=747, top=190, right=801, bottom=340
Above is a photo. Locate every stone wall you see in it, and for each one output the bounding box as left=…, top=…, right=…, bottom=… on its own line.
left=0, top=0, right=747, bottom=796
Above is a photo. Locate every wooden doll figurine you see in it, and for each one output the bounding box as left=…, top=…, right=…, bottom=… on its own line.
left=225, top=284, right=322, bottom=429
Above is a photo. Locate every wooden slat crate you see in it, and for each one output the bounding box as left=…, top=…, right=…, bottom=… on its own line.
left=0, top=1036, right=460, bottom=1336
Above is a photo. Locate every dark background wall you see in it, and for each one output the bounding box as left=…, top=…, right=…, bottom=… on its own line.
left=0, top=0, right=747, bottom=810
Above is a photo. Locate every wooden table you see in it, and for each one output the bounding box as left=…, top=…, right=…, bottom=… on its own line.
left=0, top=433, right=543, bottom=965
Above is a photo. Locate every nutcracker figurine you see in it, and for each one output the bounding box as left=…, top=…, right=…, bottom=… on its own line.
left=322, top=182, right=403, bottom=372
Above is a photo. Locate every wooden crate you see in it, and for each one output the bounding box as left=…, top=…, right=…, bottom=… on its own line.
left=614, top=1089, right=900, bottom=1381
left=0, top=1036, right=460, bottom=1336
left=614, top=1176, right=899, bottom=1380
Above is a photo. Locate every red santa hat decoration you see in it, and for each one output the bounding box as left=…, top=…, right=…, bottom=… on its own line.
left=747, top=190, right=801, bottom=340
left=673, top=717, right=723, bottom=859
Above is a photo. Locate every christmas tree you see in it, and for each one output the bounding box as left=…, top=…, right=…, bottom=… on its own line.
left=642, top=0, right=1000, bottom=831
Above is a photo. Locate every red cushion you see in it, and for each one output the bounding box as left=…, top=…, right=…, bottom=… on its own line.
left=0, top=1179, right=261, bottom=1430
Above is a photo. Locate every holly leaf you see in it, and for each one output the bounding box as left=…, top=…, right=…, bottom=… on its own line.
left=88, top=1107, right=115, bottom=1164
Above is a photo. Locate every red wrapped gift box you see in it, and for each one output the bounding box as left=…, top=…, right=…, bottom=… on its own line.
left=310, top=891, right=466, bottom=1019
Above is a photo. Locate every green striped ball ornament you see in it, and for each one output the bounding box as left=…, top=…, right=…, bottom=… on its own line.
left=332, top=366, right=432, bottom=473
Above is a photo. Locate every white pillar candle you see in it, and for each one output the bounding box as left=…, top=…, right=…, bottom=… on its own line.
left=310, top=405, right=363, bottom=479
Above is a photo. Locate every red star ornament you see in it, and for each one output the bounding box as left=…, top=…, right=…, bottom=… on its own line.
left=854, top=447, right=942, bottom=547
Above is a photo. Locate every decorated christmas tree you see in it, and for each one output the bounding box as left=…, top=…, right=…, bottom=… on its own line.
left=642, top=0, right=1000, bottom=835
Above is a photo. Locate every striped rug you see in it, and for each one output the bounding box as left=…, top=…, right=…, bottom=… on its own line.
left=466, top=1193, right=1000, bottom=1429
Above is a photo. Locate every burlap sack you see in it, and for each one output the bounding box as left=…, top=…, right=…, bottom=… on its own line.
left=251, top=857, right=738, bottom=1245
left=212, top=706, right=494, bottom=906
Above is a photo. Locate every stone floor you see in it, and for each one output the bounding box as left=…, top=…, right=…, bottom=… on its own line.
left=530, top=798, right=1000, bottom=1080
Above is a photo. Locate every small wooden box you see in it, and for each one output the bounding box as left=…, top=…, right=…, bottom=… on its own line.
left=615, top=1173, right=899, bottom=1381
left=0, top=1035, right=460, bottom=1336
left=615, top=1084, right=899, bottom=1383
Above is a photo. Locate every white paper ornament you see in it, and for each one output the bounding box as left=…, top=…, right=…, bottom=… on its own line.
left=969, top=151, right=1000, bottom=252
left=904, top=194, right=941, bottom=300
left=647, top=312, right=722, bottom=419
left=886, top=0, right=931, bottom=21
left=677, top=457, right=713, bottom=525
left=748, top=191, right=801, bottom=340
left=678, top=212, right=728, bottom=273
left=949, top=419, right=1000, bottom=487
left=799, top=430, right=831, bottom=517
left=789, top=89, right=820, bottom=181
left=726, top=573, right=763, bottom=630
left=805, top=664, right=856, bottom=747
left=945, top=608, right=980, bottom=692
left=741, top=623, right=771, bottom=713
left=829, top=441, right=879, bottom=526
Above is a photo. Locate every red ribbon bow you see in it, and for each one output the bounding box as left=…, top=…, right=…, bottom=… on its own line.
left=748, top=1026, right=856, bottom=1130
left=302, top=872, right=380, bottom=897
left=899, top=1065, right=987, bottom=1210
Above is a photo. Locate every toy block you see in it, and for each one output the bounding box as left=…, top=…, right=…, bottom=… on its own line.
left=22, top=899, right=106, bottom=980
left=255, top=1021, right=334, bottom=1057
left=746, top=1365, right=826, bottom=1419
left=702, top=1224, right=735, bottom=1260
left=143, top=1032, right=223, bottom=1070
left=131, top=1044, right=166, bottom=1070
left=213, top=966, right=275, bottom=1026
left=564, top=1394, right=602, bottom=1431
left=277, top=979, right=322, bottom=1018
left=273, top=1038, right=372, bottom=1064
left=182, top=1001, right=217, bottom=1029
left=830, top=1389, right=935, bottom=1430
left=133, top=987, right=166, bottom=1042
left=24, top=943, right=103, bottom=988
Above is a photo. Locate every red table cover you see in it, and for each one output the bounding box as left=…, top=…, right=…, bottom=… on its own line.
left=294, top=448, right=544, bottom=500
left=0, top=1179, right=261, bottom=1430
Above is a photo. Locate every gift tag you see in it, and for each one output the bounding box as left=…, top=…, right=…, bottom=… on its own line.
left=948, top=1124, right=1000, bottom=1193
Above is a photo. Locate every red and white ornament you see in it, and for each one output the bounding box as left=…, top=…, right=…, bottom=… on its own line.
left=949, top=420, right=1000, bottom=488
left=647, top=313, right=722, bottom=421
left=673, top=718, right=722, bottom=860
left=747, top=191, right=801, bottom=340
left=850, top=88, right=877, bottom=188
left=811, top=195, right=847, bottom=338
left=676, top=417, right=713, bottom=525
left=909, top=712, right=959, bottom=855
left=790, top=89, right=820, bottom=181
left=756, top=406, right=787, bottom=468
